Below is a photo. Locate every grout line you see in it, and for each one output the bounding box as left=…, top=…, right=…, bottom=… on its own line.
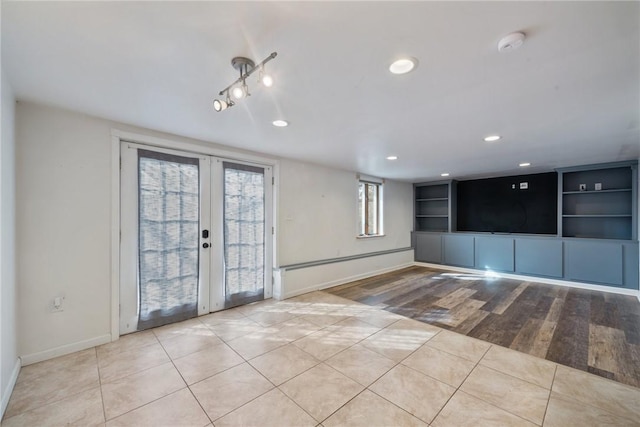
left=94, top=347, right=109, bottom=423
left=541, top=365, right=558, bottom=426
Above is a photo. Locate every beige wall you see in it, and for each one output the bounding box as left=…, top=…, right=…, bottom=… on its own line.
left=14, top=101, right=414, bottom=361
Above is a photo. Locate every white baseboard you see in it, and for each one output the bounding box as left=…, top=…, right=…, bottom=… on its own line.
left=1, top=358, right=21, bottom=419
left=20, top=334, right=112, bottom=366
left=281, top=262, right=414, bottom=300
left=415, top=262, right=640, bottom=297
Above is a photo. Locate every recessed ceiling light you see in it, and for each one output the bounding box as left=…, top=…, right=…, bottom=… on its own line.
left=519, top=162, right=531, bottom=167
left=389, top=57, right=417, bottom=75
left=484, top=135, right=501, bottom=142
left=441, top=173, right=450, bottom=177
left=272, top=120, right=288, bottom=127
left=386, top=156, right=398, bottom=160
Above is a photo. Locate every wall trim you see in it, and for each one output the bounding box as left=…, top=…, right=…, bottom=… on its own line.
left=281, top=247, right=413, bottom=271
left=278, top=262, right=414, bottom=300
left=415, top=262, right=640, bottom=297
left=1, top=358, right=21, bottom=419
left=20, top=334, right=111, bottom=366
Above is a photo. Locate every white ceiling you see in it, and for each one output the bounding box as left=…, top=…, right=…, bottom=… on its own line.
left=2, top=1, right=639, bottom=182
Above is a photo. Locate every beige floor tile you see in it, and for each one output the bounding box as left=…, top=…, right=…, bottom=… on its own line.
left=152, top=318, right=210, bottom=342
left=160, top=330, right=224, bottom=359
left=279, top=363, right=364, bottom=422
left=96, top=330, right=158, bottom=358
left=402, top=343, right=476, bottom=387
left=270, top=317, right=322, bottom=342
left=323, top=389, right=427, bottom=427
left=199, top=309, right=247, bottom=326
left=13, top=348, right=96, bottom=384
left=460, top=365, right=549, bottom=425
left=552, top=364, right=640, bottom=422
left=105, top=388, right=209, bottom=427
left=97, top=342, right=169, bottom=383
left=426, top=330, right=490, bottom=363
left=1, top=387, right=104, bottom=427
left=5, top=349, right=100, bottom=418
left=359, top=319, right=440, bottom=362
left=544, top=392, right=637, bottom=427
left=232, top=300, right=280, bottom=317
left=247, top=309, right=299, bottom=327
left=370, top=364, right=456, bottom=424
left=325, top=344, right=396, bottom=386
left=101, top=362, right=186, bottom=420
left=480, top=345, right=557, bottom=389
left=190, top=362, right=273, bottom=421
left=214, top=388, right=316, bottom=427
left=173, top=342, right=244, bottom=385
left=299, top=312, right=351, bottom=327
left=226, top=330, right=290, bottom=359
left=205, top=317, right=265, bottom=342
left=330, top=317, right=382, bottom=341
left=352, top=310, right=402, bottom=328
left=432, top=391, right=537, bottom=427
left=292, top=328, right=361, bottom=361
left=249, top=344, right=320, bottom=385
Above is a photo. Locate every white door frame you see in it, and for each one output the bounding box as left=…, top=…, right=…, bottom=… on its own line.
left=111, top=129, right=278, bottom=340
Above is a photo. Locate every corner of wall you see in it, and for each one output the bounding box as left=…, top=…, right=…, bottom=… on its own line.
left=0, top=66, right=19, bottom=420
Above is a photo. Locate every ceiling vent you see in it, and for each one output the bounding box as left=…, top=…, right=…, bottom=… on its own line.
left=498, top=32, right=525, bottom=52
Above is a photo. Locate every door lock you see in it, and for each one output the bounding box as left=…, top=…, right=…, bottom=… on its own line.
left=202, top=243, right=210, bottom=249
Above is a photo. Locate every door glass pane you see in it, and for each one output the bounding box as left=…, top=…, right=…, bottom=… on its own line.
left=138, top=149, right=199, bottom=330
left=223, top=162, right=265, bottom=308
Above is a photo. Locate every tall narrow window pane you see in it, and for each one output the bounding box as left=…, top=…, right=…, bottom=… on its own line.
left=138, top=150, right=199, bottom=330
left=358, top=180, right=383, bottom=236
left=223, top=163, right=265, bottom=308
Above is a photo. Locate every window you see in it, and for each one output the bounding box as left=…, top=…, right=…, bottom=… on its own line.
left=358, top=180, right=383, bottom=236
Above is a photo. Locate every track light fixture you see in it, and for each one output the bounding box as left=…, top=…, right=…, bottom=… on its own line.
left=213, top=52, right=277, bottom=112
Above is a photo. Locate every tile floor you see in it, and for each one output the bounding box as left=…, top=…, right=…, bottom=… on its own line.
left=3, top=291, right=640, bottom=426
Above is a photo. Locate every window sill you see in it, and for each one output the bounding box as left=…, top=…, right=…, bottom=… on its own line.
left=357, top=234, right=386, bottom=239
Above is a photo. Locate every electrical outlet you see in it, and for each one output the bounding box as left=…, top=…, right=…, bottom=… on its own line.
left=51, top=296, right=65, bottom=313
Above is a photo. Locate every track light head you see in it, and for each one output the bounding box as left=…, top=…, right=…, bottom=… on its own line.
left=213, top=91, right=235, bottom=112
left=259, top=70, right=274, bottom=87
left=213, top=99, right=227, bottom=112
left=232, top=84, right=247, bottom=100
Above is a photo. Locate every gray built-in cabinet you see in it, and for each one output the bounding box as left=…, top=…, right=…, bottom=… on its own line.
left=412, top=161, right=639, bottom=290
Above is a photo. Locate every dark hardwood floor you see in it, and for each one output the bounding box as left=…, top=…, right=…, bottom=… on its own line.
left=327, top=266, right=640, bottom=388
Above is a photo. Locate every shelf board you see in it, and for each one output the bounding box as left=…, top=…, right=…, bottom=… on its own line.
left=563, top=188, right=632, bottom=195
left=416, top=198, right=448, bottom=202
left=562, top=214, right=632, bottom=218
left=416, top=215, right=448, bottom=218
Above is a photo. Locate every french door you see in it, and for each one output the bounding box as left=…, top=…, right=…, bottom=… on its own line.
left=120, top=142, right=272, bottom=334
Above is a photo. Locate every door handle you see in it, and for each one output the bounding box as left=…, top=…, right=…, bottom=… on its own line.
left=202, top=230, right=210, bottom=239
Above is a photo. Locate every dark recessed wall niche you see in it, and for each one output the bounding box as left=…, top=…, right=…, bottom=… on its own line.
left=456, top=172, right=558, bottom=234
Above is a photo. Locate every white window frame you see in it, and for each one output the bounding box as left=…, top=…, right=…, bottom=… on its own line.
left=357, top=174, right=384, bottom=238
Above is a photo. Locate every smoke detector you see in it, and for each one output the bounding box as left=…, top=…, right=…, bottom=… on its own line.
left=498, top=32, right=525, bottom=52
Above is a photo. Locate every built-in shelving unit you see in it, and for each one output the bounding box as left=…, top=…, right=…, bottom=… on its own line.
left=412, top=161, right=639, bottom=290
left=559, top=162, right=637, bottom=240
left=414, top=181, right=454, bottom=232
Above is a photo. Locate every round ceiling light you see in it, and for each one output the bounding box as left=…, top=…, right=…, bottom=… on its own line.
left=272, top=120, right=288, bottom=127
left=483, top=135, right=501, bottom=142
left=389, top=57, right=418, bottom=75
